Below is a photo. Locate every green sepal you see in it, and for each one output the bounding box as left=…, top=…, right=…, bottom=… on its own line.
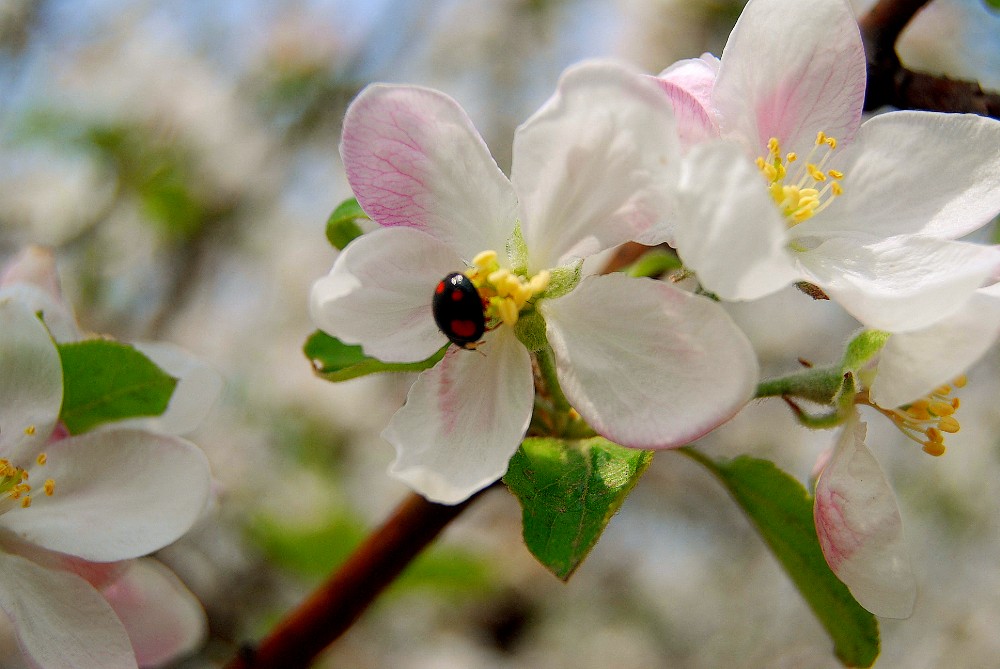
left=504, top=436, right=653, bottom=580
left=841, top=329, right=890, bottom=373
left=625, top=248, right=682, bottom=278
left=513, top=310, right=548, bottom=352
left=756, top=365, right=847, bottom=404
left=57, top=340, right=178, bottom=434
left=681, top=449, right=880, bottom=668
left=542, top=260, right=583, bottom=300
left=506, top=222, right=529, bottom=275
left=325, top=198, right=368, bottom=250
left=304, top=330, right=445, bottom=382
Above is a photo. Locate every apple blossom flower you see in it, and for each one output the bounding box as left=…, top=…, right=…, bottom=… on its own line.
left=656, top=0, right=1000, bottom=334
left=0, top=298, right=211, bottom=669
left=813, top=411, right=915, bottom=619
left=311, top=61, right=759, bottom=504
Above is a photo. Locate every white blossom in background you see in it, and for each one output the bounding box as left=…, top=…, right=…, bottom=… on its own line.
left=0, top=247, right=219, bottom=668
left=311, top=61, right=759, bottom=504
left=654, top=0, right=1000, bottom=334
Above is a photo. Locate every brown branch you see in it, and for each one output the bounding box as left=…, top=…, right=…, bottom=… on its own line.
left=225, top=489, right=486, bottom=669
left=859, top=0, right=1000, bottom=118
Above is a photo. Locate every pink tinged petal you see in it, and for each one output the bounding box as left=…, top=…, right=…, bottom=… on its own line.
left=0, top=300, right=62, bottom=463
left=675, top=142, right=803, bottom=300
left=814, top=416, right=915, bottom=618
left=0, top=429, right=211, bottom=562
left=799, top=236, right=1000, bottom=332
left=541, top=274, right=759, bottom=449
left=383, top=326, right=533, bottom=504
left=870, top=286, right=1000, bottom=408
left=713, top=0, right=866, bottom=157
left=102, top=559, right=206, bottom=668
left=649, top=75, right=718, bottom=149
left=310, top=227, right=459, bottom=363
left=511, top=61, right=681, bottom=270
left=657, top=54, right=720, bottom=114
left=808, top=112, right=1000, bottom=240
left=340, top=83, right=518, bottom=260
left=0, top=551, right=137, bottom=669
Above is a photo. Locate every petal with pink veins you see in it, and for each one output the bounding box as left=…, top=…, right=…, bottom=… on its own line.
left=310, top=227, right=460, bottom=363
left=713, top=0, right=866, bottom=157
left=340, top=84, right=518, bottom=261
left=384, top=327, right=533, bottom=504
left=541, top=274, right=758, bottom=449
left=0, top=551, right=136, bottom=669
left=814, top=415, right=915, bottom=618
left=0, top=429, right=211, bottom=562
left=512, top=61, right=680, bottom=270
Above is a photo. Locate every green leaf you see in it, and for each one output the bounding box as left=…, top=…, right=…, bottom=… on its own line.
left=303, top=330, right=446, bottom=382
left=58, top=340, right=178, bottom=434
left=504, top=437, right=652, bottom=580
left=325, top=198, right=368, bottom=250
left=682, top=450, right=880, bottom=668
left=985, top=0, right=1000, bottom=12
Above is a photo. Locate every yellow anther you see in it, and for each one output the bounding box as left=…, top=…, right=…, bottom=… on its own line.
left=807, top=164, right=827, bottom=182
left=935, top=384, right=952, bottom=395
left=472, top=250, right=497, bottom=268
left=495, top=297, right=519, bottom=327
left=827, top=169, right=844, bottom=179
left=831, top=182, right=844, bottom=196
left=487, top=268, right=511, bottom=288
left=44, top=479, right=55, bottom=496
left=923, top=440, right=946, bottom=456
left=24, top=425, right=35, bottom=436
left=36, top=453, right=47, bottom=466
left=938, top=416, right=960, bottom=433
left=825, top=137, right=837, bottom=149
left=768, top=137, right=781, bottom=153
left=21, top=497, right=31, bottom=508
left=528, top=270, right=551, bottom=294
left=758, top=133, right=843, bottom=227
left=816, top=131, right=827, bottom=145
left=786, top=152, right=797, bottom=162
left=954, top=375, right=968, bottom=388
left=929, top=401, right=955, bottom=417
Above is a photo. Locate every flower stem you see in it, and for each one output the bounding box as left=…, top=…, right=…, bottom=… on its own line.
left=535, top=344, right=571, bottom=414
left=224, top=489, right=487, bottom=669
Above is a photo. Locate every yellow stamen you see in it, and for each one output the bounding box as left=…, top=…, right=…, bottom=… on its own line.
left=24, top=425, right=35, bottom=436
left=462, top=249, right=551, bottom=330
left=862, top=375, right=966, bottom=457
left=756, top=133, right=845, bottom=227
left=36, top=453, right=47, bottom=466
left=44, top=479, right=55, bottom=496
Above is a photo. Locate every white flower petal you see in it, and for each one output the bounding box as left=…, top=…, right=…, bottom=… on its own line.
left=649, top=73, right=718, bottom=149
left=310, top=227, right=459, bottom=363
left=657, top=54, right=720, bottom=115
left=814, top=416, right=915, bottom=619
left=0, top=429, right=211, bottom=562
left=0, top=246, right=79, bottom=342
left=102, top=559, right=206, bottom=668
left=541, top=274, right=758, bottom=449
left=675, top=142, right=803, bottom=300
left=512, top=61, right=680, bottom=270
left=340, top=83, right=518, bottom=260
left=0, top=551, right=136, bottom=669
left=871, top=286, right=1000, bottom=408
left=713, top=0, right=866, bottom=156
left=801, top=236, right=1000, bottom=332
left=384, top=327, right=533, bottom=504
left=0, top=300, right=62, bottom=462
left=808, top=111, right=1000, bottom=240
left=112, top=342, right=222, bottom=436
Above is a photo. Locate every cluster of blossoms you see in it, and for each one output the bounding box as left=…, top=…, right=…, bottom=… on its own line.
left=0, top=247, right=219, bottom=669
left=311, top=0, right=1000, bottom=621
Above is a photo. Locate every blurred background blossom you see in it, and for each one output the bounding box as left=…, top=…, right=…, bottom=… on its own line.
left=1, top=0, right=999, bottom=667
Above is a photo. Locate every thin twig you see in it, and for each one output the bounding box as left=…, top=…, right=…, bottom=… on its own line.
left=859, top=0, right=1000, bottom=117
left=224, top=489, right=486, bottom=669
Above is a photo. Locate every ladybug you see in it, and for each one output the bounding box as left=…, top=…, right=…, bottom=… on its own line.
left=432, top=272, right=486, bottom=349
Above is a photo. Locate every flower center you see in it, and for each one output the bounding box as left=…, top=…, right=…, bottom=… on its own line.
left=465, top=250, right=550, bottom=328
left=755, top=132, right=845, bottom=227
left=0, top=443, right=55, bottom=514
left=862, top=376, right=965, bottom=456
